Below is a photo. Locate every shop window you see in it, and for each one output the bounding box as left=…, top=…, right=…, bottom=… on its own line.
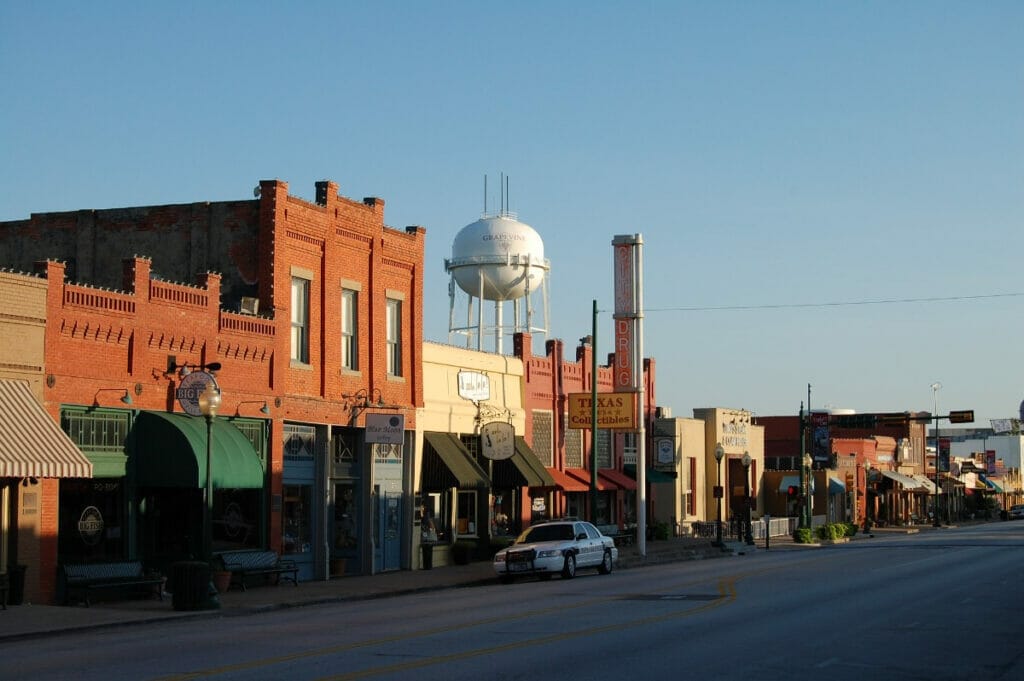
left=58, top=479, right=124, bottom=561
left=341, top=288, right=358, bottom=370
left=456, top=490, right=477, bottom=537
left=213, top=490, right=261, bottom=552
left=386, top=297, right=402, bottom=377
left=490, top=493, right=514, bottom=537
left=291, top=276, right=310, bottom=364
left=282, top=484, right=312, bottom=555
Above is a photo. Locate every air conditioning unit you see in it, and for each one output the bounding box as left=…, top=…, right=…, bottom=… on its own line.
left=655, top=406, right=672, bottom=419
left=239, top=297, right=259, bottom=315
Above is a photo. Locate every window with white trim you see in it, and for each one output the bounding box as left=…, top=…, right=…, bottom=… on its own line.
left=341, top=288, right=358, bottom=370
left=291, top=277, right=310, bottom=364
left=386, top=297, right=402, bottom=377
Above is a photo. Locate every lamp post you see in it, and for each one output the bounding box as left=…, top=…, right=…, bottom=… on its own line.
left=742, top=451, right=754, bottom=545
left=931, top=382, right=942, bottom=528
left=802, top=452, right=813, bottom=529
left=714, top=443, right=725, bottom=547
left=199, top=380, right=222, bottom=560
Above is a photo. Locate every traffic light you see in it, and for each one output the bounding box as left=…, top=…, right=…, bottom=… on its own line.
left=949, top=410, right=975, bottom=424
left=787, top=485, right=799, bottom=499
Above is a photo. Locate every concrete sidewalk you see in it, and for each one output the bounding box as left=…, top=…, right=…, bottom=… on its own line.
left=0, top=537, right=736, bottom=642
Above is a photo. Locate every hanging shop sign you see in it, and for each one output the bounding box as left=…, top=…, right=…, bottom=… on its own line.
left=176, top=371, right=218, bottom=417
left=480, top=421, right=515, bottom=460
left=458, top=371, right=490, bottom=402
left=366, top=413, right=405, bottom=445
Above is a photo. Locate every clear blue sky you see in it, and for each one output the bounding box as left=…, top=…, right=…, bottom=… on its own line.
left=3, top=2, right=1021, bottom=425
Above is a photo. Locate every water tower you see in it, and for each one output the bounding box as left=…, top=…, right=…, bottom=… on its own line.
left=445, top=195, right=550, bottom=353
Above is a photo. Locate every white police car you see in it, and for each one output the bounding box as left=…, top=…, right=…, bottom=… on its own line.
left=493, top=519, right=618, bottom=582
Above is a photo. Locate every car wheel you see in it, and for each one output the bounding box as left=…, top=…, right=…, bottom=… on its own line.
left=598, top=549, right=613, bottom=575
left=561, top=553, right=576, bottom=579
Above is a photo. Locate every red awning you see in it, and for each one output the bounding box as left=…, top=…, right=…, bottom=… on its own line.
left=546, top=468, right=589, bottom=492
left=565, top=468, right=615, bottom=491
left=599, top=468, right=638, bottom=491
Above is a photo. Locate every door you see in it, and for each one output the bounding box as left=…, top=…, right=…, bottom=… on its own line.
left=330, top=481, right=359, bottom=576
left=374, top=488, right=402, bottom=572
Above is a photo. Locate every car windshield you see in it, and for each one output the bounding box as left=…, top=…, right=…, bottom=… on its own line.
left=517, top=524, right=576, bottom=543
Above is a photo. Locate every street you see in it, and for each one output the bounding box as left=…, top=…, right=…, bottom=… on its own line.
left=6, top=522, right=1024, bottom=681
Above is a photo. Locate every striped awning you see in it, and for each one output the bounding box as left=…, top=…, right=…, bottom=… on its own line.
left=0, top=379, right=93, bottom=478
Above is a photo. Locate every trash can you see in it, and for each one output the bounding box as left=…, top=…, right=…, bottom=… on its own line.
left=421, top=542, right=433, bottom=570
left=171, top=561, right=219, bottom=611
left=7, top=564, right=26, bottom=606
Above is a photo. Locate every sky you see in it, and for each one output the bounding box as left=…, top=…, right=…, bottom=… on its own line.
left=2, top=2, right=1022, bottom=425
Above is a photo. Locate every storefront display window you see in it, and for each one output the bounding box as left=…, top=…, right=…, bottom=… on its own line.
left=59, top=479, right=124, bottom=561
left=490, top=493, right=514, bottom=536
left=456, top=490, right=477, bottom=537
left=213, top=490, right=261, bottom=552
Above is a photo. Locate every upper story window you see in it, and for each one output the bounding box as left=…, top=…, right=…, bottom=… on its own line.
left=623, top=432, right=637, bottom=466
left=386, top=296, right=402, bottom=377
left=291, top=275, right=310, bottom=364
left=341, top=287, right=358, bottom=371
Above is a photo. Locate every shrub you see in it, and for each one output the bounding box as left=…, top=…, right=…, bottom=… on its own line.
left=793, top=527, right=813, bottom=544
left=652, top=522, right=671, bottom=541
left=844, top=522, right=858, bottom=537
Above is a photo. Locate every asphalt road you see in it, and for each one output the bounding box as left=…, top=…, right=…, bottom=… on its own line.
left=6, top=522, right=1023, bottom=681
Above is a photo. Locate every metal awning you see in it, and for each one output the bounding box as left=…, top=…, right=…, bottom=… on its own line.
left=0, top=379, right=93, bottom=479
left=598, top=468, right=638, bottom=491
left=979, top=474, right=1003, bottom=493
left=828, top=477, right=846, bottom=494
left=778, top=475, right=814, bottom=493
left=624, top=464, right=676, bottom=484
left=881, top=470, right=926, bottom=491
left=422, top=432, right=488, bottom=489
left=130, top=411, right=265, bottom=488
left=912, top=475, right=938, bottom=494
left=546, top=467, right=589, bottom=492
left=512, top=437, right=556, bottom=487
left=566, top=468, right=615, bottom=491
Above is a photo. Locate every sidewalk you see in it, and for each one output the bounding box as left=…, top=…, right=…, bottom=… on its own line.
left=0, top=537, right=733, bottom=642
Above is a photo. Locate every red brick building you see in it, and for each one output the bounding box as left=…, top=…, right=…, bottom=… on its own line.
left=514, top=332, right=656, bottom=529
left=0, top=179, right=426, bottom=601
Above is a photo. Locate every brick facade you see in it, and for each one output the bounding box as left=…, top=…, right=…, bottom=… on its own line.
left=0, top=179, right=426, bottom=598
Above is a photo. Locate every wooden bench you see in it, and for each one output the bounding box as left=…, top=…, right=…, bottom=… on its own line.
left=219, top=550, right=298, bottom=591
left=61, top=561, right=164, bottom=607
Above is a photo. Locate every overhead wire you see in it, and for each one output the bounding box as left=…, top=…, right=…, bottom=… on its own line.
left=646, top=292, right=1024, bottom=313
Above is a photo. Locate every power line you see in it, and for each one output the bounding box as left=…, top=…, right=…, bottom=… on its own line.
left=647, top=292, right=1024, bottom=313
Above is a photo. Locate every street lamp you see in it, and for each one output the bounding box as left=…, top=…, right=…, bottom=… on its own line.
left=714, top=443, right=725, bottom=547
left=931, top=382, right=942, bottom=528
left=742, top=451, right=754, bottom=545
left=802, top=452, right=813, bottom=529
left=199, top=380, right=222, bottom=560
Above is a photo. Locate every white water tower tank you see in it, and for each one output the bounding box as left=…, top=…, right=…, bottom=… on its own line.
left=449, top=215, right=546, bottom=301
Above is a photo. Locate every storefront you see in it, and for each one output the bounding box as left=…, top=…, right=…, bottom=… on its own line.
left=1, top=379, right=94, bottom=605
left=57, top=407, right=269, bottom=578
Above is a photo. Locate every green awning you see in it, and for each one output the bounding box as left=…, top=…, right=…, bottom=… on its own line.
left=511, top=437, right=556, bottom=487
left=422, top=432, right=488, bottom=489
left=129, top=411, right=265, bottom=489
left=624, top=464, right=676, bottom=484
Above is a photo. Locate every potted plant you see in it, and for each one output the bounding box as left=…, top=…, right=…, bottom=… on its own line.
left=210, top=555, right=232, bottom=593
